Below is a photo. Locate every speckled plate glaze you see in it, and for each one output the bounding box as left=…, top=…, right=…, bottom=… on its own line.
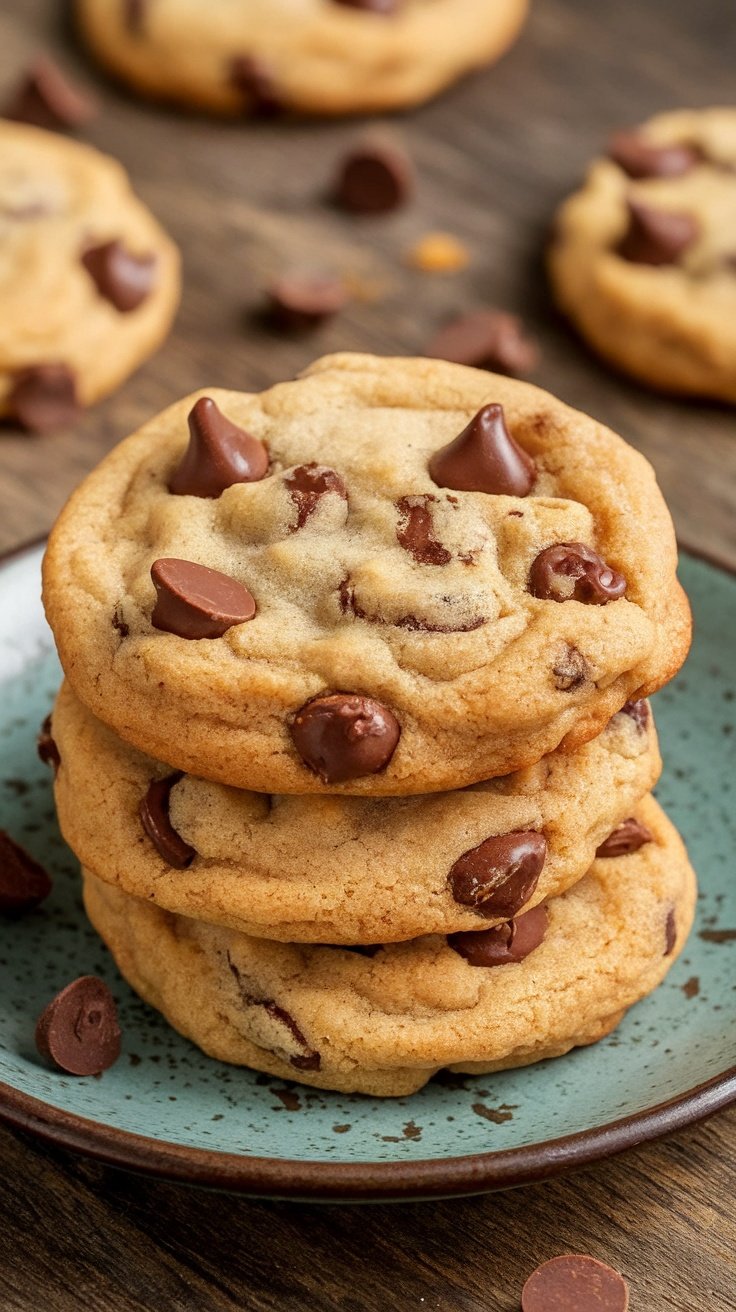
left=0, top=541, right=734, bottom=1202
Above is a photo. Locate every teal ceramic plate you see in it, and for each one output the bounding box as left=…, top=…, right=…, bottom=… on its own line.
left=0, top=541, right=734, bottom=1201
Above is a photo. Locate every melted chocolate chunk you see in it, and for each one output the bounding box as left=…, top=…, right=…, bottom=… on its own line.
left=339, top=578, right=485, bottom=633
left=609, top=130, right=699, bottom=180
left=8, top=364, right=79, bottom=433
left=151, top=558, right=256, bottom=638
left=37, top=713, right=61, bottom=774
left=617, top=199, right=699, bottom=265
left=227, top=957, right=321, bottom=1070
left=553, top=645, right=588, bottom=691
left=664, top=907, right=677, bottom=956
left=139, top=774, right=195, bottom=868
left=396, top=495, right=452, bottom=565
left=426, top=309, right=539, bottom=376
left=448, top=831, right=547, bottom=919
left=596, top=817, right=653, bottom=858
left=229, top=55, right=283, bottom=116
left=334, top=140, right=414, bottom=214
left=0, top=830, right=52, bottom=915
left=619, top=698, right=650, bottom=731
left=291, top=693, right=400, bottom=783
left=285, top=464, right=347, bottom=529
left=170, top=398, right=269, bottom=498
left=81, top=240, right=157, bottom=312
left=35, top=976, right=121, bottom=1076
left=4, top=55, right=97, bottom=130
left=529, top=543, right=626, bottom=604
left=448, top=904, right=548, bottom=967
left=429, top=405, right=535, bottom=497
left=333, top=0, right=398, bottom=11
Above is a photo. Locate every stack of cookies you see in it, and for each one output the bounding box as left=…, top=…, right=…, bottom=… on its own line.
left=41, top=353, right=696, bottom=1096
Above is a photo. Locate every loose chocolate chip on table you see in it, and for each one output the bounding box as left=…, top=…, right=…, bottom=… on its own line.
left=334, top=139, right=414, bottom=214
left=429, top=404, right=535, bottom=497
left=553, top=645, right=588, bottom=691
left=37, top=713, right=61, bottom=773
left=170, top=397, right=269, bottom=498
left=0, top=830, right=52, bottom=915
left=609, top=130, right=700, bottom=180
left=448, top=904, right=548, bottom=967
left=285, top=464, right=347, bottom=529
left=664, top=907, right=677, bottom=956
left=426, top=310, right=539, bottom=376
left=619, top=697, right=649, bottom=731
left=596, top=817, right=653, bottom=858
left=35, top=976, right=121, bottom=1077
left=529, top=543, right=626, bottom=604
left=140, top=774, right=195, bottom=868
left=521, top=1255, right=629, bottom=1312
left=396, top=495, right=452, bottom=565
left=8, top=363, right=79, bottom=433
left=448, top=831, right=547, bottom=919
left=151, top=558, right=256, bottom=639
left=81, top=240, right=157, bottom=312
left=291, top=693, right=401, bottom=784
left=617, top=199, right=699, bottom=265
left=267, top=273, right=348, bottom=332
left=3, top=55, right=97, bottom=130
left=229, top=55, right=283, bottom=116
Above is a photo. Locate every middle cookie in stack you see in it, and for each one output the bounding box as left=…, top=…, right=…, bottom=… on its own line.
left=41, top=353, right=693, bottom=1095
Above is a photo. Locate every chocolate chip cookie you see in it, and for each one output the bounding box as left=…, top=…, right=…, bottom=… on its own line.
left=75, top=0, right=528, bottom=117
left=81, top=795, right=696, bottom=1096
left=0, top=122, right=180, bottom=431
left=51, top=683, right=661, bottom=943
left=549, top=108, right=736, bottom=401
left=42, top=354, right=690, bottom=794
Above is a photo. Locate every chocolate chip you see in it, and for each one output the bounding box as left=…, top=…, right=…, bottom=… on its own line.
left=333, top=0, right=399, bottom=11
left=448, top=831, right=547, bottom=919
left=140, top=774, right=194, bottom=868
left=396, top=496, right=452, bottom=565
left=291, top=693, right=400, bottom=784
left=617, top=199, right=699, bottom=265
left=521, top=1255, right=629, bottom=1312
left=37, top=713, right=61, bottom=774
left=426, top=310, right=539, bottom=376
left=448, top=904, right=548, bottom=967
left=0, top=830, right=52, bottom=915
left=596, top=817, right=653, bottom=858
left=553, top=645, right=588, bottom=691
left=664, top=907, right=677, bottom=956
left=285, top=464, right=347, bottom=529
left=170, top=398, right=269, bottom=498
left=3, top=55, right=97, bottom=130
left=609, top=130, right=699, bottom=180
left=112, top=608, right=129, bottom=638
left=81, top=241, right=157, bottom=313
left=8, top=364, right=79, bottom=433
left=227, top=957, right=321, bottom=1071
left=429, top=405, right=535, bottom=497
left=151, top=558, right=256, bottom=639
left=267, top=273, right=348, bottom=333
left=35, top=976, right=121, bottom=1076
left=334, top=140, right=414, bottom=214
left=619, top=698, right=649, bottom=731
left=529, top=543, right=626, bottom=604
left=340, top=578, right=486, bottom=634
left=229, top=55, right=283, bottom=116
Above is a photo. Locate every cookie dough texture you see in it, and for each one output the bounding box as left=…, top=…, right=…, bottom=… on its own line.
left=549, top=108, right=736, bottom=401
left=82, top=796, right=696, bottom=1096
left=43, top=354, right=689, bottom=795
left=75, top=0, right=529, bottom=117
left=0, top=122, right=180, bottom=421
left=54, top=683, right=661, bottom=943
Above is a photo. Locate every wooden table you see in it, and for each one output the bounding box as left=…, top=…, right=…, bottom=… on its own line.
left=0, top=1, right=734, bottom=1308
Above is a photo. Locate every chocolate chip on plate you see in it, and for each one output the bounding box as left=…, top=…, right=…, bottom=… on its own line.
left=521, top=1255, right=629, bottom=1311
left=4, top=54, right=97, bottom=130
left=448, top=903, right=548, bottom=967
left=429, top=404, right=535, bottom=496
left=529, top=543, right=626, bottom=604
left=448, top=831, right=548, bottom=919
left=609, top=130, right=699, bottom=180
left=8, top=363, right=79, bottom=433
left=81, top=240, right=158, bottom=312
left=170, top=397, right=269, bottom=498
left=334, top=139, right=414, bottom=214
left=267, top=272, right=348, bottom=332
left=426, top=309, right=539, bottom=376
left=291, top=693, right=401, bottom=783
left=140, top=774, right=195, bottom=868
left=617, top=199, right=699, bottom=265
left=151, top=558, right=256, bottom=638
left=285, top=464, right=347, bottom=529
left=596, top=817, right=653, bottom=858
left=0, top=830, right=52, bottom=916
left=35, top=976, right=121, bottom=1076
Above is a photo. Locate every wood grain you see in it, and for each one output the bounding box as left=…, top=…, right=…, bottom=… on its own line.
left=0, top=0, right=734, bottom=1308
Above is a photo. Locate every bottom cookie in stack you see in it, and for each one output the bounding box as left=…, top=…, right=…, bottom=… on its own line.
left=81, top=796, right=695, bottom=1097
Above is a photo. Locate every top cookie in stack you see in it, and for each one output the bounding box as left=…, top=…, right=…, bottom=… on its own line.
left=42, top=353, right=690, bottom=797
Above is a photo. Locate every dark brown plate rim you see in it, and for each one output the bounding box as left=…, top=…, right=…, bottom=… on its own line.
left=0, top=535, right=734, bottom=1201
